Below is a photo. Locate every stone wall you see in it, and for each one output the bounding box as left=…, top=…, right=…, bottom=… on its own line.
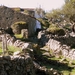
left=0, top=6, right=36, bottom=36
left=46, top=38, right=75, bottom=61
left=0, top=55, right=35, bottom=75
left=0, top=34, right=62, bottom=75
left=38, top=30, right=75, bottom=61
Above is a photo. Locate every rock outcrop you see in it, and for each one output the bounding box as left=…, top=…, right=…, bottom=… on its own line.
left=38, top=30, right=75, bottom=61
left=0, top=33, right=62, bottom=75
left=0, top=6, right=36, bottom=36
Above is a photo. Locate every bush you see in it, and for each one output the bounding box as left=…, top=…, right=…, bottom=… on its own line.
left=38, top=19, right=49, bottom=28
left=11, top=21, right=28, bottom=34
left=47, top=24, right=65, bottom=36
left=63, top=24, right=71, bottom=31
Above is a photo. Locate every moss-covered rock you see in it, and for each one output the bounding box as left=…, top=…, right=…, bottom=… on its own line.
left=47, top=24, right=65, bottom=36
left=11, top=21, right=28, bottom=34
left=38, top=19, right=49, bottom=28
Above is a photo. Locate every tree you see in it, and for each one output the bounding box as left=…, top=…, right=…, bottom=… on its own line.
left=35, top=7, right=45, bottom=18
left=46, top=9, right=63, bottom=23
left=62, top=0, right=75, bottom=22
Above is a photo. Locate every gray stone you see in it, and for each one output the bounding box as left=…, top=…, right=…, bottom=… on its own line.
left=21, top=29, right=28, bottom=39
left=13, top=51, right=21, bottom=55
left=0, top=55, right=36, bottom=75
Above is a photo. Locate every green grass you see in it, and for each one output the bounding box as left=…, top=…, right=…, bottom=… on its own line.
left=41, top=58, right=72, bottom=75
left=14, top=34, right=30, bottom=42
left=70, top=69, right=75, bottom=75
left=7, top=45, right=21, bottom=55
left=15, top=34, right=22, bottom=38
left=0, top=42, right=21, bottom=55
left=0, top=34, right=23, bottom=55
left=62, top=71, right=70, bottom=75
left=0, top=34, right=75, bottom=75
left=39, top=48, right=75, bottom=75
left=0, top=34, right=29, bottom=55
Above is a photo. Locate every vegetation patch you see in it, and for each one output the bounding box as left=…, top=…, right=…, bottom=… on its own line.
left=38, top=18, right=49, bottom=28
left=0, top=42, right=21, bottom=55
left=47, top=24, right=65, bottom=36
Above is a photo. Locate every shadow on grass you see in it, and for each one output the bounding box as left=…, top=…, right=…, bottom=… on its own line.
left=33, top=48, right=73, bottom=74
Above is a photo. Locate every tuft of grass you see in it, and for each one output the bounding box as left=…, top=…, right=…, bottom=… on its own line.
left=15, top=34, right=22, bottom=38
left=7, top=45, right=21, bottom=55
left=71, top=69, right=75, bottom=75
left=15, top=34, right=31, bottom=42
left=0, top=42, right=21, bottom=55
left=61, top=71, right=70, bottom=75
left=40, top=47, right=75, bottom=75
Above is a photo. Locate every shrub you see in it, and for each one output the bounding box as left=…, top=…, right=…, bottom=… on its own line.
left=38, top=19, right=49, bottom=28
left=47, top=24, right=65, bottom=36
left=63, top=24, right=71, bottom=31
left=11, top=21, right=28, bottom=34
